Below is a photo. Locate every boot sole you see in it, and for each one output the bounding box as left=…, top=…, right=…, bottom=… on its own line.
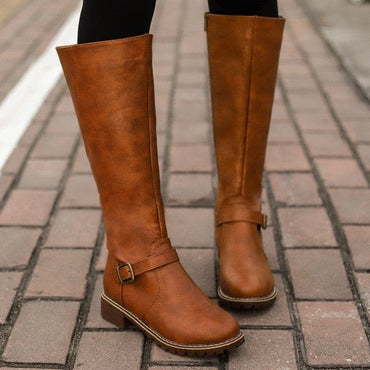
left=101, top=292, right=245, bottom=356
left=218, top=286, right=278, bottom=310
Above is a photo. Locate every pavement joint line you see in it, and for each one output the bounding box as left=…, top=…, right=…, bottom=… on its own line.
left=325, top=185, right=370, bottom=189
left=282, top=246, right=339, bottom=250
left=149, top=361, right=219, bottom=367
left=239, top=325, right=294, bottom=330
left=278, top=15, right=370, bottom=357
left=294, top=298, right=356, bottom=302
left=309, top=367, right=370, bottom=370
left=266, top=169, right=312, bottom=173
left=42, top=246, right=95, bottom=250
left=218, top=351, right=228, bottom=370
left=274, top=204, right=325, bottom=209
left=22, top=296, right=83, bottom=302
left=0, top=224, right=44, bottom=229
left=58, top=206, right=101, bottom=210
left=140, top=336, right=154, bottom=370
left=83, top=328, right=137, bottom=333
left=0, top=5, right=80, bottom=173
left=2, top=362, right=64, bottom=369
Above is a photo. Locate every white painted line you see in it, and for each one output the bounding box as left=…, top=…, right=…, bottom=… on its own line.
left=0, top=5, right=81, bottom=173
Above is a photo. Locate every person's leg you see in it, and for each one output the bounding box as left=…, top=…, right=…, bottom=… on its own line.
left=208, top=0, right=278, bottom=17
left=78, top=0, right=157, bottom=43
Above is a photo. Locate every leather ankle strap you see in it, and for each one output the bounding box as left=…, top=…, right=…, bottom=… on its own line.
left=216, top=205, right=267, bottom=229
left=116, top=248, right=179, bottom=284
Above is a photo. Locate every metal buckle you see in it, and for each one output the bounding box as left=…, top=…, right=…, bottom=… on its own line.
left=116, top=262, right=135, bottom=284
left=261, top=214, right=268, bottom=230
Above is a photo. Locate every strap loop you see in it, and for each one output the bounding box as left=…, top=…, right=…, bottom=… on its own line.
left=116, top=248, right=179, bottom=284
left=216, top=205, right=268, bottom=229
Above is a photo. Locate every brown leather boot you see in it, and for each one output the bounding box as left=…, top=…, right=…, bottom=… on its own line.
left=57, top=35, right=243, bottom=355
left=206, top=14, right=285, bottom=309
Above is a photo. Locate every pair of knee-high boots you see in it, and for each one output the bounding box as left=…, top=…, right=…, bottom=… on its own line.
left=57, top=14, right=284, bottom=355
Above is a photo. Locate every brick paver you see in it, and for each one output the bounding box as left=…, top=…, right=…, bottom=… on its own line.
left=344, top=226, right=370, bottom=270
left=3, top=301, right=80, bottom=364
left=304, top=132, right=352, bottom=157
left=30, top=133, right=78, bottom=159
left=0, top=189, right=57, bottom=226
left=25, top=249, right=93, bottom=298
left=177, top=248, right=216, bottom=297
left=59, top=174, right=100, bottom=208
left=72, top=145, right=91, bottom=174
left=329, top=188, right=370, bottom=224
left=18, top=159, right=67, bottom=189
left=269, top=173, right=321, bottom=206
left=315, top=158, right=368, bottom=187
left=0, top=0, right=369, bottom=368
left=165, top=207, right=214, bottom=247
left=343, top=119, right=370, bottom=142
left=167, top=173, right=214, bottom=206
left=358, top=144, right=370, bottom=171
left=279, top=207, right=337, bottom=247
left=357, top=273, right=370, bottom=316
left=294, top=112, right=339, bottom=133
left=266, top=144, right=311, bottom=171
left=0, top=227, right=41, bottom=268
left=228, top=330, right=297, bottom=370
left=44, top=209, right=101, bottom=247
left=298, top=302, right=370, bottom=366
left=74, top=332, right=144, bottom=370
left=286, top=249, right=352, bottom=299
left=169, top=144, right=212, bottom=172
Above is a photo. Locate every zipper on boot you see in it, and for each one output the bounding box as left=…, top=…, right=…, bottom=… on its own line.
left=204, top=12, right=209, bottom=31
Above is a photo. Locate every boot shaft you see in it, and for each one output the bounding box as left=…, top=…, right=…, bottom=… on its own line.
left=206, top=14, right=285, bottom=209
left=57, top=35, right=167, bottom=262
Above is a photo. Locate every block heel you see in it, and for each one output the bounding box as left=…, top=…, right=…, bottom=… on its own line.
left=101, top=295, right=132, bottom=329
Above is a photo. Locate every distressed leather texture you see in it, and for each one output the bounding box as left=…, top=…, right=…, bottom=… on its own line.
left=57, top=34, right=240, bottom=346
left=207, top=15, right=285, bottom=299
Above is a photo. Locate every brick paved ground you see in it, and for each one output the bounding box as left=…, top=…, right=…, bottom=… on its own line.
left=0, top=0, right=369, bottom=369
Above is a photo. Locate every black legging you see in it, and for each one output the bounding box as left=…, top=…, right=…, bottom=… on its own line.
left=78, top=0, right=278, bottom=44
